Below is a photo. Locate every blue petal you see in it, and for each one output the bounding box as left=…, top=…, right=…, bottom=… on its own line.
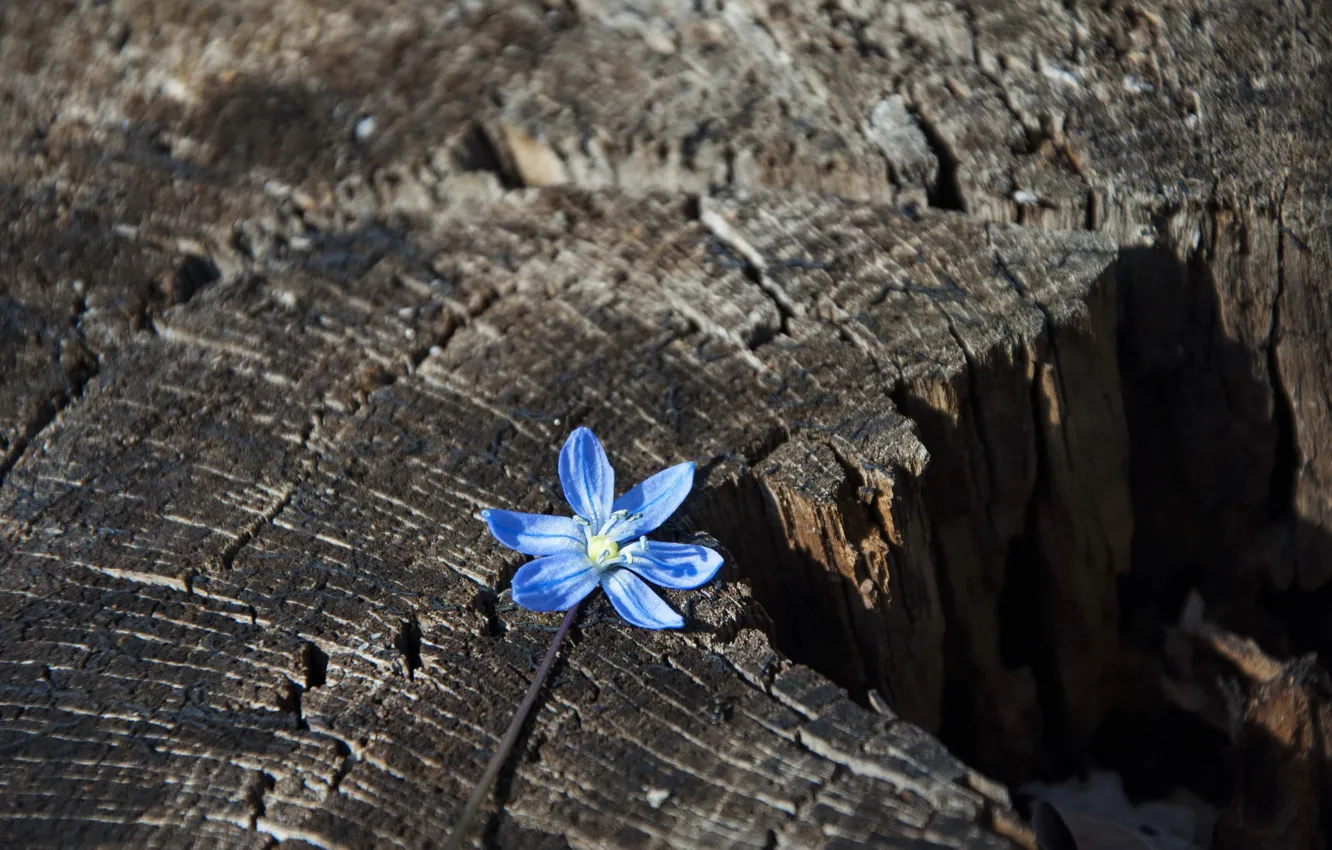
left=559, top=427, right=614, bottom=526
left=511, top=552, right=599, bottom=612
left=601, top=569, right=685, bottom=629
left=482, top=509, right=585, bottom=556
left=627, top=541, right=723, bottom=589
left=609, top=462, right=694, bottom=540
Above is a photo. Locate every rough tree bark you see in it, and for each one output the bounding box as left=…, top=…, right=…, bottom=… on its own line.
left=0, top=0, right=1327, bottom=848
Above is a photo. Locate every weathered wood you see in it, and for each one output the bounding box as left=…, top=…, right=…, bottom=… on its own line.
left=1, top=170, right=1107, bottom=846
left=2, top=0, right=1330, bottom=847
left=1166, top=594, right=1332, bottom=850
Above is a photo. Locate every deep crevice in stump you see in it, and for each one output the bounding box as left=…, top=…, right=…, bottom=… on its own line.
left=692, top=201, right=1332, bottom=830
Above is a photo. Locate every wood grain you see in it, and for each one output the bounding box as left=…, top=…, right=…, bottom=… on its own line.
left=2, top=0, right=1329, bottom=846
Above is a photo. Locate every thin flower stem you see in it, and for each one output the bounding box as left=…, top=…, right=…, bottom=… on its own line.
left=444, top=602, right=581, bottom=850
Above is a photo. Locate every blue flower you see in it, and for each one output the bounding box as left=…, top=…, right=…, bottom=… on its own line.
left=482, top=427, right=723, bottom=629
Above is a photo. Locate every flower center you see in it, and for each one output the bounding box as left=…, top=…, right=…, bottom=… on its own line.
left=586, top=535, right=620, bottom=565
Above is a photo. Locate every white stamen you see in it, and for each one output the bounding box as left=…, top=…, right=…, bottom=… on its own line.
left=598, top=509, right=630, bottom=536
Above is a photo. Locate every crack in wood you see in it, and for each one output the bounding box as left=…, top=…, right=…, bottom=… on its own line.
left=215, top=487, right=296, bottom=571
left=1268, top=201, right=1298, bottom=523
left=0, top=355, right=99, bottom=494
left=396, top=615, right=423, bottom=680
left=902, top=100, right=966, bottom=214
left=302, top=641, right=330, bottom=690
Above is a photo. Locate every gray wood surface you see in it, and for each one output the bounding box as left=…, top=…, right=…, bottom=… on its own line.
left=1, top=0, right=1326, bottom=847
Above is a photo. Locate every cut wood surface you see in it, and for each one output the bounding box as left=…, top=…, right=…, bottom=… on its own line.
left=0, top=1, right=1328, bottom=848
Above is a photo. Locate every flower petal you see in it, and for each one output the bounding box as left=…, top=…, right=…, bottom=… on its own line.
left=627, top=541, right=723, bottom=589
left=601, top=569, right=685, bottom=629
left=609, top=461, right=694, bottom=540
left=559, top=427, right=614, bottom=526
left=511, top=552, right=599, bottom=612
left=482, top=509, right=585, bottom=556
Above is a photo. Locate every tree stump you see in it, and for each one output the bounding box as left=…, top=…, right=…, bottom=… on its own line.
left=0, top=0, right=1327, bottom=847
